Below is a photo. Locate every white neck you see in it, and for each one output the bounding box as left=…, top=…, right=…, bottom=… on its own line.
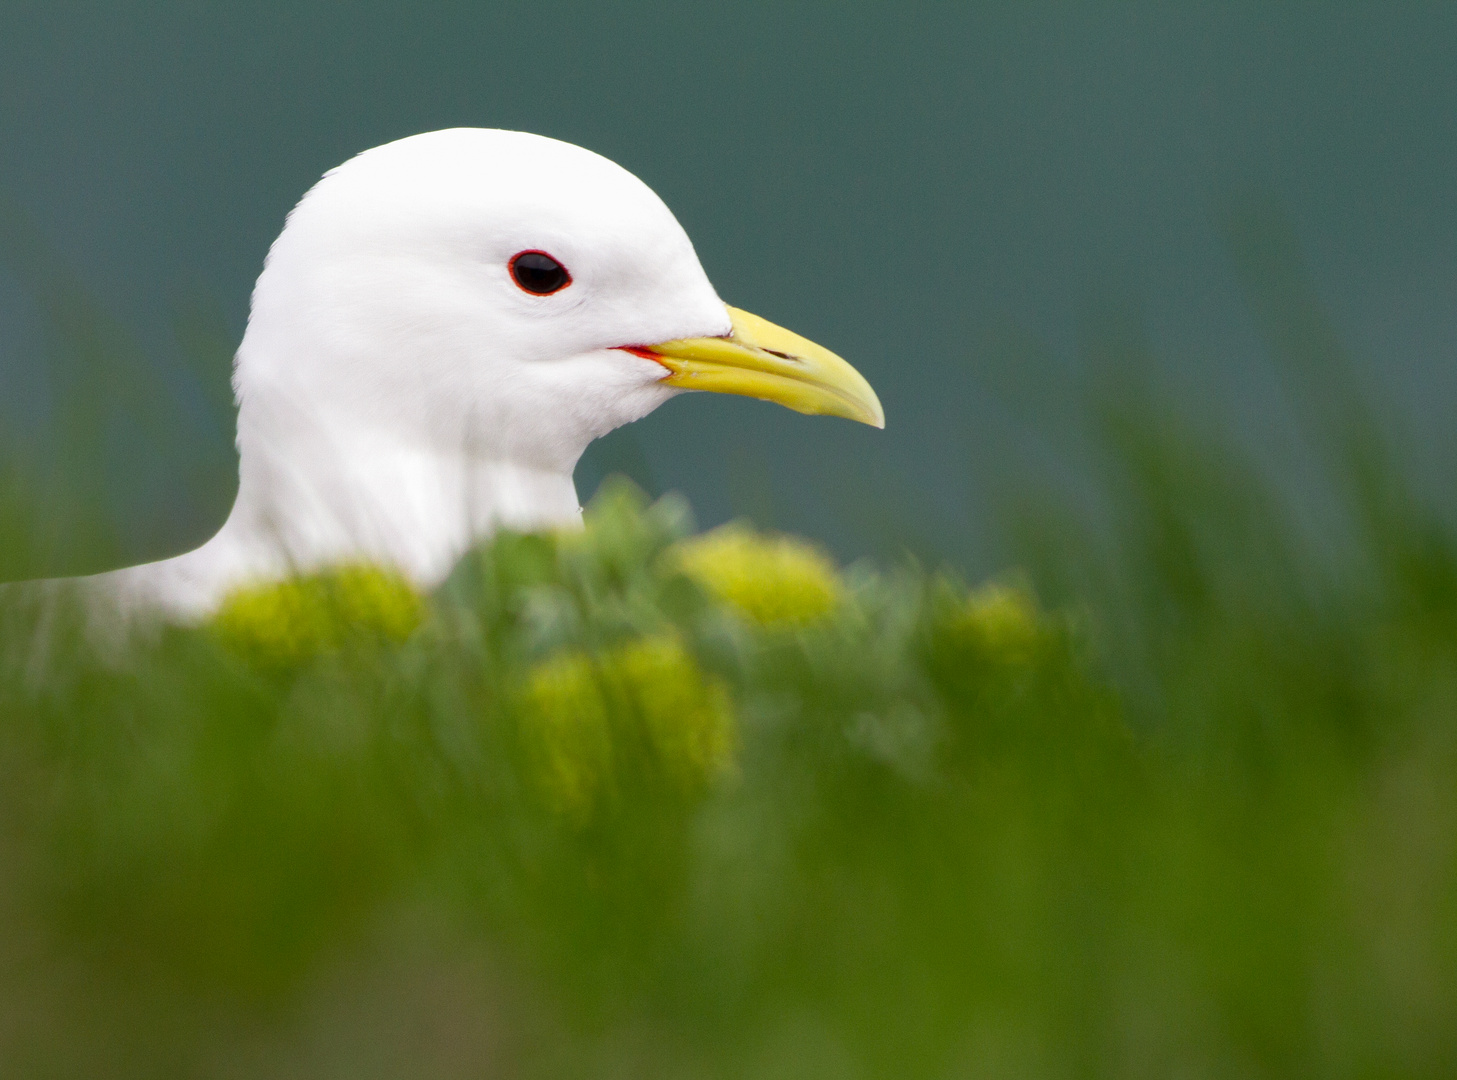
left=106, top=411, right=583, bottom=619
left=230, top=416, right=583, bottom=575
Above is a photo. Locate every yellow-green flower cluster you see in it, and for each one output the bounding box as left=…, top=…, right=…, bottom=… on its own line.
left=521, top=634, right=736, bottom=820
left=210, top=564, right=425, bottom=668
left=945, top=581, right=1045, bottom=665
left=671, top=523, right=842, bottom=626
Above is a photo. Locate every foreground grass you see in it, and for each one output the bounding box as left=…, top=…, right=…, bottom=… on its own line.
left=0, top=464, right=1453, bottom=1078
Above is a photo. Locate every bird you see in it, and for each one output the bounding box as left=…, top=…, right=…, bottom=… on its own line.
left=91, top=128, right=884, bottom=620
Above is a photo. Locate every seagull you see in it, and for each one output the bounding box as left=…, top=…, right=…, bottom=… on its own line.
left=93, top=128, right=883, bottom=619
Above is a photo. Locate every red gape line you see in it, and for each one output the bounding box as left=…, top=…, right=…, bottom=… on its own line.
left=615, top=345, right=664, bottom=362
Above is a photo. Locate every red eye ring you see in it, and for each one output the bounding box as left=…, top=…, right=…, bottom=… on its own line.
left=509, top=250, right=572, bottom=295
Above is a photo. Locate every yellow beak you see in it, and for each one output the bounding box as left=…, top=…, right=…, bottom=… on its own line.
left=632, top=306, right=885, bottom=429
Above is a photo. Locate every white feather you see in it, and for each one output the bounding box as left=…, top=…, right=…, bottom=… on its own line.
left=96, top=129, right=732, bottom=618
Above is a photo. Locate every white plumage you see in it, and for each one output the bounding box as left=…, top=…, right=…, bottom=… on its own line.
left=92, top=129, right=882, bottom=619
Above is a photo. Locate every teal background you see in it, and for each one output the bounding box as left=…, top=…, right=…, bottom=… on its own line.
left=1, top=3, right=1454, bottom=572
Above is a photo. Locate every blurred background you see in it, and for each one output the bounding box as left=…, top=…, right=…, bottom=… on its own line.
left=3, top=2, right=1454, bottom=577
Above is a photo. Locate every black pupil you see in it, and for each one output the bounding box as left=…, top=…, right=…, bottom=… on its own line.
left=512, top=251, right=570, bottom=294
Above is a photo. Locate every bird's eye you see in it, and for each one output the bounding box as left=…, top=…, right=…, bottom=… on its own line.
left=509, top=250, right=572, bottom=295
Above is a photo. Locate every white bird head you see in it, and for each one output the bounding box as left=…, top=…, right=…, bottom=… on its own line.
left=116, top=128, right=883, bottom=614
left=239, top=129, right=741, bottom=474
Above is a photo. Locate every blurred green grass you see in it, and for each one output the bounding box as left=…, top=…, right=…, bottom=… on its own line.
left=1, top=203, right=1455, bottom=1077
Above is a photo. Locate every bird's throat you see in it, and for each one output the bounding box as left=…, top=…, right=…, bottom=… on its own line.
left=219, top=425, right=583, bottom=588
